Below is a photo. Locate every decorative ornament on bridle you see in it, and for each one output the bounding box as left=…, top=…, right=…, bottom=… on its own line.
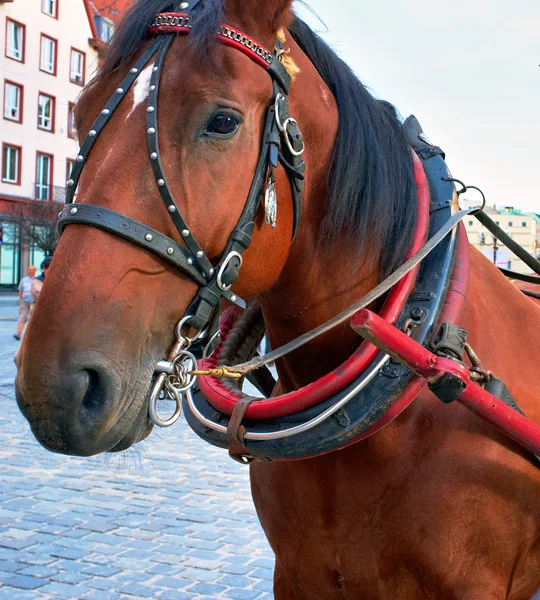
left=57, top=0, right=306, bottom=427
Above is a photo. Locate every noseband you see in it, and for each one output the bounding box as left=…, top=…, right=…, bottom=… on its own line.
left=57, top=2, right=306, bottom=426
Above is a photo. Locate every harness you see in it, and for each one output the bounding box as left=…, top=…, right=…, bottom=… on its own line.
left=57, top=3, right=540, bottom=465
left=186, top=120, right=469, bottom=461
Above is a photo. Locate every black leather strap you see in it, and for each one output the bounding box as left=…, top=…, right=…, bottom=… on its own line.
left=267, top=55, right=291, bottom=93
left=475, top=211, right=540, bottom=277
left=58, top=204, right=205, bottom=286
left=58, top=203, right=243, bottom=309
left=146, top=35, right=214, bottom=277
left=522, top=289, right=540, bottom=300
left=499, top=268, right=540, bottom=284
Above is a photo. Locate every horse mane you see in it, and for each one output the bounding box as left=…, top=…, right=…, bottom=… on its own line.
left=288, top=18, right=417, bottom=277
left=97, top=0, right=225, bottom=77
left=95, top=1, right=417, bottom=278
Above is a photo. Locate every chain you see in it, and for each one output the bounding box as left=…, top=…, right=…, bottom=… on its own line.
left=464, top=343, right=492, bottom=384
left=149, top=317, right=200, bottom=427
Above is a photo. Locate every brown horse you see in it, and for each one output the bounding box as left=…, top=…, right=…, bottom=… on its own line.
left=15, top=0, right=540, bottom=597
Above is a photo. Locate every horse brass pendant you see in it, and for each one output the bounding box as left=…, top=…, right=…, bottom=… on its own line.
left=265, top=178, right=277, bottom=228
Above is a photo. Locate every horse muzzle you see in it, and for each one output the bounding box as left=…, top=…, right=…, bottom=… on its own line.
left=15, top=355, right=152, bottom=456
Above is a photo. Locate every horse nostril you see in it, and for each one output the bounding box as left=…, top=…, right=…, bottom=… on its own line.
left=80, top=368, right=105, bottom=414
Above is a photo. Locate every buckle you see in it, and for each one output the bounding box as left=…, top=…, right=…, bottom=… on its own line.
left=217, top=251, right=243, bottom=291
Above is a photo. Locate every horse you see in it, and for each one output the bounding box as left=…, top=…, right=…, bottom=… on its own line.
left=15, top=0, right=540, bottom=597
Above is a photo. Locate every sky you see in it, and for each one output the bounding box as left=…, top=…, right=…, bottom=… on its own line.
left=294, top=0, right=540, bottom=214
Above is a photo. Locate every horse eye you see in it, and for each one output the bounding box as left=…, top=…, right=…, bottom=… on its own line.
left=205, top=113, right=241, bottom=137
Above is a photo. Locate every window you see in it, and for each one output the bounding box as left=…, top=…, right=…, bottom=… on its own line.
left=36, top=153, right=53, bottom=200
left=468, top=220, right=473, bottom=226
left=66, top=158, right=75, bottom=183
left=495, top=221, right=500, bottom=225
left=6, top=19, right=25, bottom=62
left=480, top=232, right=486, bottom=245
left=523, top=221, right=528, bottom=227
left=67, top=102, right=76, bottom=139
left=4, top=81, right=23, bottom=122
left=2, top=144, right=21, bottom=185
left=38, top=93, right=55, bottom=132
left=508, top=221, right=513, bottom=227
left=41, top=0, right=58, bottom=18
left=101, top=19, right=114, bottom=43
left=40, top=35, right=57, bottom=75
left=0, top=221, right=21, bottom=286
left=70, top=49, right=85, bottom=85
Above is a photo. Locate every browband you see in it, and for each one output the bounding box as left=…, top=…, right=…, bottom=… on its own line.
left=149, top=13, right=290, bottom=92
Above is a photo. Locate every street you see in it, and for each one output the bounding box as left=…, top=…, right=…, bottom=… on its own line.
left=0, top=293, right=275, bottom=600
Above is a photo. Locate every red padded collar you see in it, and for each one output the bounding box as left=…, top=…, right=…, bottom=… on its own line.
left=198, top=152, right=432, bottom=420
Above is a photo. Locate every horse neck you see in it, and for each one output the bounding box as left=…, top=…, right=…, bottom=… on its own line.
left=258, top=182, right=381, bottom=392
left=253, top=38, right=386, bottom=391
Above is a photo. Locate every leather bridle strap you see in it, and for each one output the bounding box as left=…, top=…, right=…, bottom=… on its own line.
left=58, top=9, right=306, bottom=336
left=59, top=203, right=208, bottom=286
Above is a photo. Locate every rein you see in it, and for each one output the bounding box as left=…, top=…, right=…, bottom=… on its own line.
left=216, top=207, right=475, bottom=378
left=221, top=190, right=540, bottom=378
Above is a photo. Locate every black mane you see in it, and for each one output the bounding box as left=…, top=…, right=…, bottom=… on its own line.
left=288, top=18, right=416, bottom=277
left=97, top=1, right=416, bottom=278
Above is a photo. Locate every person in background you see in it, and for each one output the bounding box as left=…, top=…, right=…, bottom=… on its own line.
left=14, top=265, right=37, bottom=341
left=31, top=256, right=52, bottom=304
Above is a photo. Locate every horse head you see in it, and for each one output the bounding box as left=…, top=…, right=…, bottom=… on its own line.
left=16, top=0, right=416, bottom=457
left=15, top=0, right=322, bottom=456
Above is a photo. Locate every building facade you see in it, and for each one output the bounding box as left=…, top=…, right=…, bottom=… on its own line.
left=90, top=0, right=134, bottom=29
left=0, top=0, right=103, bottom=288
left=462, top=200, right=538, bottom=274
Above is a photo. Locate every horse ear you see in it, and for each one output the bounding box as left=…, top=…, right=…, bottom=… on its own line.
left=227, top=0, right=294, bottom=45
left=265, top=0, right=294, bottom=35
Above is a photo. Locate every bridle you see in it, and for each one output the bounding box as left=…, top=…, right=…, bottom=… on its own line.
left=57, top=1, right=306, bottom=426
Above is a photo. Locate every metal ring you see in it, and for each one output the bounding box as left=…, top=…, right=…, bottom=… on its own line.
left=274, top=93, right=286, bottom=132
left=149, top=373, right=182, bottom=427
left=170, top=350, right=198, bottom=393
left=282, top=118, right=305, bottom=157
left=464, top=186, right=486, bottom=215
left=217, top=251, right=243, bottom=291
left=442, top=177, right=486, bottom=215
left=442, top=177, right=467, bottom=196
left=175, top=314, right=199, bottom=344
left=203, top=329, right=222, bottom=360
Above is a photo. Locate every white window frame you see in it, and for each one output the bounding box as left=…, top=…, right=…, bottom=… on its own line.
left=70, top=49, right=85, bottom=85
left=2, top=145, right=20, bottom=184
left=38, top=94, right=54, bottom=131
left=101, top=19, right=114, bottom=43
left=36, top=154, right=52, bottom=201
left=4, top=82, right=22, bottom=122
left=40, top=35, right=56, bottom=74
left=66, top=158, right=75, bottom=183
left=41, top=0, right=58, bottom=18
left=6, top=20, right=24, bottom=62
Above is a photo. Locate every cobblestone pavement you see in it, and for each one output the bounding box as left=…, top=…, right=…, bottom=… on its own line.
left=0, top=295, right=276, bottom=600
